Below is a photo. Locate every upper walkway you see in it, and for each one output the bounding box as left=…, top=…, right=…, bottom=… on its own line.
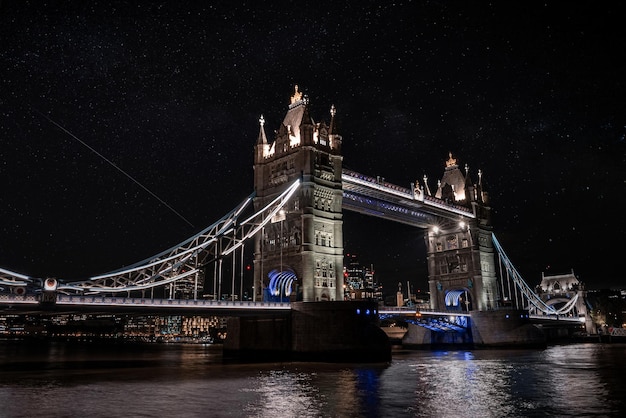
left=341, top=168, right=474, bottom=227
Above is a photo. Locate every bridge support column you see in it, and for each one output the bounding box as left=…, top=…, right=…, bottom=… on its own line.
left=469, top=310, right=546, bottom=347
left=223, top=300, right=391, bottom=362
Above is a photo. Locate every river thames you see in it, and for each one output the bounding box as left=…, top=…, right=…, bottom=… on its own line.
left=1, top=341, right=625, bottom=417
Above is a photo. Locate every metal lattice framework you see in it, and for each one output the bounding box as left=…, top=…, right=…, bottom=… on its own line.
left=492, top=233, right=578, bottom=316
left=0, top=267, right=35, bottom=288
left=1, top=179, right=300, bottom=295
left=59, top=179, right=300, bottom=294
left=1, top=179, right=578, bottom=319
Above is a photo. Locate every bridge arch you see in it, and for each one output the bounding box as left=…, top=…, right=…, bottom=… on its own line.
left=266, top=268, right=298, bottom=302
left=544, top=297, right=582, bottom=316
left=444, top=288, right=473, bottom=312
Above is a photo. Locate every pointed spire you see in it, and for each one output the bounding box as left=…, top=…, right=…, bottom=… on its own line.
left=257, top=114, right=267, bottom=145
left=464, top=163, right=473, bottom=186
left=423, top=174, right=432, bottom=196
left=329, top=104, right=337, bottom=135
left=464, top=163, right=474, bottom=202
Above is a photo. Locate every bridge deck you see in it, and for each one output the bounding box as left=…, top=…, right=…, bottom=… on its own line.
left=0, top=294, right=290, bottom=316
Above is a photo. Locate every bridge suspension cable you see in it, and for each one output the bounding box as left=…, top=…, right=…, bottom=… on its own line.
left=54, top=179, right=301, bottom=294
left=492, top=233, right=578, bottom=316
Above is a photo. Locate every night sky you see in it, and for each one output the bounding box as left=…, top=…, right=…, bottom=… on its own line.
left=1, top=1, right=624, bottom=293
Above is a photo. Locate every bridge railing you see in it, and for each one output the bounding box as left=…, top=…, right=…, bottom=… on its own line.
left=528, top=314, right=586, bottom=323
left=55, top=295, right=291, bottom=310
left=0, top=293, right=292, bottom=311
left=0, top=294, right=38, bottom=304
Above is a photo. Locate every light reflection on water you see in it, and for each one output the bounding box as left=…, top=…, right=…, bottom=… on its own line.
left=0, top=341, right=625, bottom=417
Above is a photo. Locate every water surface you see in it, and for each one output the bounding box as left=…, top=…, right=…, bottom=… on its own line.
left=1, top=341, right=624, bottom=417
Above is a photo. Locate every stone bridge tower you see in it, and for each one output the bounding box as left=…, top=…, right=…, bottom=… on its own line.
left=253, top=86, right=344, bottom=302
left=425, top=154, right=499, bottom=311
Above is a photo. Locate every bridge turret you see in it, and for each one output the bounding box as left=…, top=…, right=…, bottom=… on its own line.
left=254, top=115, right=269, bottom=167
left=328, top=104, right=342, bottom=154
left=299, top=97, right=315, bottom=146
left=464, top=164, right=475, bottom=203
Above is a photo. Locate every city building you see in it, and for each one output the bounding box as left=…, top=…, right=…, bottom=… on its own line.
left=343, top=254, right=382, bottom=301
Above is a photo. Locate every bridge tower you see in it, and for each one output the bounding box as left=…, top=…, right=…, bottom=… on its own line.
left=253, top=86, right=344, bottom=302
left=425, top=154, right=499, bottom=311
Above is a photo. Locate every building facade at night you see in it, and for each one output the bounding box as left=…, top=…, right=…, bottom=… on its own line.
left=343, top=254, right=382, bottom=301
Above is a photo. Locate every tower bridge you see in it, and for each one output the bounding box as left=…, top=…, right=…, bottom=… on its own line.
left=0, top=86, right=593, bottom=355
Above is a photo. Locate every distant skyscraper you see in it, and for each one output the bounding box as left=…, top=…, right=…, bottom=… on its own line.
left=343, top=254, right=381, bottom=301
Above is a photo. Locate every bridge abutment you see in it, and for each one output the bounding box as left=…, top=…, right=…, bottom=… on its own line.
left=470, top=310, right=546, bottom=347
left=224, top=300, right=391, bottom=362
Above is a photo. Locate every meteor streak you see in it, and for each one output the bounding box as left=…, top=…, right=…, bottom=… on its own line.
left=34, top=109, right=195, bottom=228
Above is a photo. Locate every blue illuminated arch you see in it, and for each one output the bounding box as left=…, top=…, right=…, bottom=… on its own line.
left=266, top=268, right=297, bottom=302
left=445, top=288, right=472, bottom=311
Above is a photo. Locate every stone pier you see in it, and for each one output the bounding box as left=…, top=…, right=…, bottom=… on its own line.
left=402, top=310, right=546, bottom=349
left=224, top=300, right=391, bottom=362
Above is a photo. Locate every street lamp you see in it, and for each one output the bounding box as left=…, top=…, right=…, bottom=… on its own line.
left=279, top=209, right=285, bottom=274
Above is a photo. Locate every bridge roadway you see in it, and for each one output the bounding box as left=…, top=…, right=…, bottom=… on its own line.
left=0, top=294, right=290, bottom=316
left=378, top=306, right=583, bottom=325
left=1, top=294, right=584, bottom=326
